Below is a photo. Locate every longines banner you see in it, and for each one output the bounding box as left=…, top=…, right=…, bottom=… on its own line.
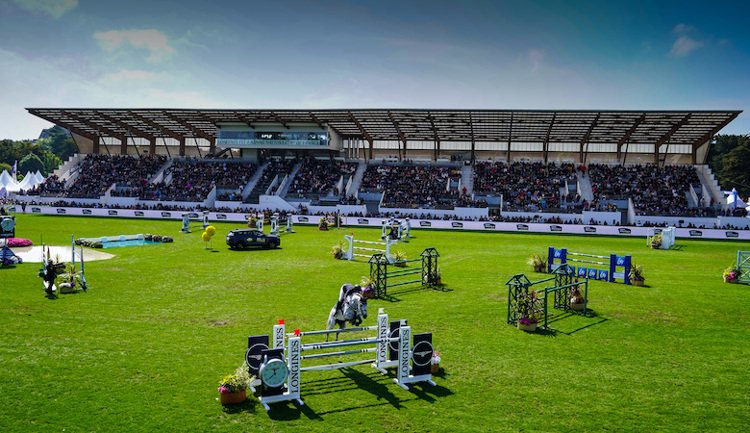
left=17, top=207, right=750, bottom=240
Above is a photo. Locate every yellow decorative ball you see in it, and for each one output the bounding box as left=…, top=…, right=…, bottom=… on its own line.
left=205, top=226, right=216, bottom=236
left=201, top=232, right=211, bottom=242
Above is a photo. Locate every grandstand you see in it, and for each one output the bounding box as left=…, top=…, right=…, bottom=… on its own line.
left=20, top=108, right=748, bottom=229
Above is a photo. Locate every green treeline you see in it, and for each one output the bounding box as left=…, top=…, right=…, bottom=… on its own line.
left=0, top=126, right=77, bottom=176
left=708, top=134, right=750, bottom=197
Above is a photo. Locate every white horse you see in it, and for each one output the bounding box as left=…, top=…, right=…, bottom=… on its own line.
left=325, top=284, right=372, bottom=341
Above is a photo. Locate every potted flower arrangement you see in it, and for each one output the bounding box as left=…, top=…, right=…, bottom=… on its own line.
left=629, top=263, right=645, bottom=286
left=516, top=290, right=540, bottom=332
left=217, top=362, right=252, bottom=405
left=318, top=217, right=329, bottom=231
left=723, top=265, right=740, bottom=283
left=650, top=233, right=663, bottom=249
left=247, top=216, right=258, bottom=228
left=527, top=254, right=547, bottom=273
left=431, top=351, right=442, bottom=374
left=393, top=250, right=408, bottom=267
left=569, top=283, right=586, bottom=312
left=331, top=241, right=346, bottom=259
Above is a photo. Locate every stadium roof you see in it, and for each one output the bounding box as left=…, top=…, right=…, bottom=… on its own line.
left=27, top=108, right=740, bottom=147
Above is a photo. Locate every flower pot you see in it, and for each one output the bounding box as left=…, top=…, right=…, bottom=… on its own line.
left=219, top=389, right=247, bottom=405
left=517, top=322, right=537, bottom=332
left=570, top=302, right=585, bottom=312
left=431, top=363, right=440, bottom=374
left=631, top=279, right=644, bottom=286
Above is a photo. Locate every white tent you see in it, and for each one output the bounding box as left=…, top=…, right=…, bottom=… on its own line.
left=34, top=170, right=44, bottom=184
left=16, top=171, right=38, bottom=192
left=727, top=188, right=748, bottom=209
left=0, top=170, right=19, bottom=191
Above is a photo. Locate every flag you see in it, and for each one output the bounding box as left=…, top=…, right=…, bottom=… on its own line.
left=12, top=160, right=17, bottom=180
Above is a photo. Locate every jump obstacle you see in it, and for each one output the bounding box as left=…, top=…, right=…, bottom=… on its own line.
left=506, top=265, right=589, bottom=330
left=246, top=308, right=435, bottom=411
left=737, top=251, right=750, bottom=284
left=369, top=247, right=440, bottom=299
left=647, top=227, right=676, bottom=250
left=343, top=234, right=397, bottom=263
left=180, top=212, right=209, bottom=233
left=381, top=218, right=411, bottom=241
left=548, top=246, right=631, bottom=284
left=269, top=215, right=294, bottom=235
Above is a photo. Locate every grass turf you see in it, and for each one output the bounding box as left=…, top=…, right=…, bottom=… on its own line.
left=1, top=215, right=749, bottom=432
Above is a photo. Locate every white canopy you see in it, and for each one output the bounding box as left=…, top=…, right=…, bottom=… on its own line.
left=16, top=171, right=39, bottom=191
left=727, top=188, right=748, bottom=209
left=34, top=170, right=45, bottom=184
left=0, top=170, right=19, bottom=191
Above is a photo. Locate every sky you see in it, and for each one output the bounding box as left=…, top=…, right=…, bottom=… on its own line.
left=1, top=0, right=749, bottom=139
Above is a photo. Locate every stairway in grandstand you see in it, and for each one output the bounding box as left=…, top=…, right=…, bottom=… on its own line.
left=277, top=163, right=301, bottom=198
left=241, top=162, right=267, bottom=201
left=346, top=162, right=367, bottom=197
left=460, top=164, right=474, bottom=194
left=576, top=172, right=595, bottom=202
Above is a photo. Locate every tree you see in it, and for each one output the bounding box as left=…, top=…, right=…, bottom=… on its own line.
left=19, top=152, right=45, bottom=175
left=719, top=136, right=750, bottom=198
left=39, top=151, right=62, bottom=176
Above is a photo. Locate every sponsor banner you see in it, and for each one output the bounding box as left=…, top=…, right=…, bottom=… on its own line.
left=577, top=267, right=587, bottom=277
left=618, top=227, right=631, bottom=234
left=161, top=212, right=171, bottom=218
left=216, top=213, right=227, bottom=220
left=188, top=212, right=199, bottom=219
left=516, top=224, right=529, bottom=231
left=297, top=216, right=310, bottom=223
left=725, top=231, right=738, bottom=238
left=598, top=269, right=609, bottom=281
left=688, top=230, right=703, bottom=237
left=134, top=211, right=144, bottom=217
left=411, top=333, right=433, bottom=376
left=419, top=221, right=432, bottom=228
left=451, top=222, right=463, bottom=228
left=246, top=335, right=270, bottom=376
left=108, top=210, right=118, bottom=216
left=31, top=207, right=41, bottom=213
left=583, top=226, right=597, bottom=233
left=83, top=209, right=93, bottom=215
left=483, top=223, right=496, bottom=230
left=358, top=218, right=370, bottom=224
left=56, top=208, right=66, bottom=214
left=550, top=225, right=563, bottom=232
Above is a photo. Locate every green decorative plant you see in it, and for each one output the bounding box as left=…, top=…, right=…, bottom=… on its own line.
left=569, top=284, right=585, bottom=305
left=516, top=289, right=541, bottom=325
left=650, top=233, right=663, bottom=249
left=318, top=217, right=329, bottom=230
left=393, top=250, right=407, bottom=267
left=527, top=254, right=547, bottom=273
left=331, top=241, right=346, bottom=259
left=629, top=263, right=645, bottom=284
left=217, top=362, right=252, bottom=394
left=247, top=216, right=258, bottom=228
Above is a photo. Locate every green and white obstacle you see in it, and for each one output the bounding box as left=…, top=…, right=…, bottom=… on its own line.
left=246, top=308, right=435, bottom=411
left=180, top=211, right=209, bottom=233
left=343, top=234, right=397, bottom=263
left=737, top=250, right=750, bottom=284
left=646, top=227, right=676, bottom=249
left=381, top=217, right=411, bottom=241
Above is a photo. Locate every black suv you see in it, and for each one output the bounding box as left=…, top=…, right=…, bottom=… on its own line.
left=226, top=229, right=281, bottom=249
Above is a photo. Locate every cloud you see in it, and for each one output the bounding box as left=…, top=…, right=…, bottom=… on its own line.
left=94, top=29, right=174, bottom=62
left=100, top=69, right=166, bottom=83
left=528, top=49, right=545, bottom=73
left=12, top=0, right=77, bottom=18
left=669, top=35, right=704, bottom=57
left=672, top=23, right=694, bottom=34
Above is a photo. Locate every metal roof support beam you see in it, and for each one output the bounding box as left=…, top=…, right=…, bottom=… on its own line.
left=387, top=111, right=407, bottom=161
left=654, top=114, right=691, bottom=166
left=163, top=112, right=214, bottom=141
left=429, top=114, right=439, bottom=161
left=543, top=114, right=556, bottom=164
left=193, top=136, right=203, bottom=158
left=580, top=113, right=600, bottom=163
left=25, top=110, right=96, bottom=141
left=179, top=137, right=186, bottom=157
left=507, top=113, right=513, bottom=163
left=149, top=137, right=156, bottom=155
left=95, top=111, right=155, bottom=143
left=120, top=135, right=128, bottom=155
left=616, top=115, right=645, bottom=164
left=468, top=114, right=476, bottom=166
left=368, top=138, right=374, bottom=160
left=63, top=111, right=123, bottom=141
left=161, top=136, right=171, bottom=158
left=93, top=136, right=100, bottom=155
left=270, top=112, right=289, bottom=129
left=347, top=112, right=372, bottom=144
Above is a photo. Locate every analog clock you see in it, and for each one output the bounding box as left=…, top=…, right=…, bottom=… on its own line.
left=259, top=358, right=288, bottom=389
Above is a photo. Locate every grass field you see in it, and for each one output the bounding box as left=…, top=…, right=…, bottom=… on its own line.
left=1, top=215, right=749, bottom=432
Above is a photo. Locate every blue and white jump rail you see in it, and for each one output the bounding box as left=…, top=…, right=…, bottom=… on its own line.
left=548, top=246, right=632, bottom=284
left=246, top=308, right=435, bottom=411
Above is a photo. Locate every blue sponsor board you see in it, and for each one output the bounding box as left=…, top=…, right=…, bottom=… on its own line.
left=577, top=267, right=587, bottom=277
left=587, top=268, right=598, bottom=279
left=598, top=269, right=609, bottom=280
